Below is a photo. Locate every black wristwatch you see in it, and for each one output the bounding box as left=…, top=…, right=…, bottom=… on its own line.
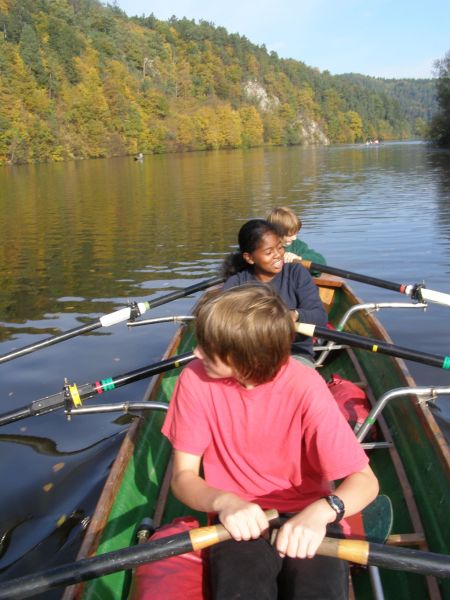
left=323, top=495, right=345, bottom=523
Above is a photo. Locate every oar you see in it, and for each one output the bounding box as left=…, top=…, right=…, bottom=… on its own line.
left=295, top=323, right=450, bottom=370
left=0, top=276, right=223, bottom=365
left=316, top=537, right=450, bottom=579
left=299, top=260, right=450, bottom=308
left=0, top=511, right=276, bottom=599
left=1, top=511, right=449, bottom=599
left=0, top=352, right=195, bottom=427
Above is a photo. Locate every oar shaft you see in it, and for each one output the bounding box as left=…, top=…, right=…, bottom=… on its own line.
left=0, top=510, right=277, bottom=599
left=1, top=517, right=449, bottom=599
left=0, top=407, right=33, bottom=426
left=0, top=276, right=224, bottom=365
left=301, top=260, right=406, bottom=293
left=368, top=543, right=450, bottom=578
left=93, top=352, right=194, bottom=393
left=296, top=323, right=450, bottom=370
left=319, top=537, right=450, bottom=580
left=0, top=531, right=194, bottom=599
left=301, top=260, right=450, bottom=307
left=147, top=276, right=224, bottom=309
left=0, top=352, right=195, bottom=427
left=0, top=322, right=101, bottom=364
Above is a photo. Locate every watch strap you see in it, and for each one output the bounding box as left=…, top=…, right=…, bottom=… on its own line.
left=323, top=494, right=345, bottom=523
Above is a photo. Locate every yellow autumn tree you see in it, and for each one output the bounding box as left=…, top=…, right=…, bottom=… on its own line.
left=239, top=105, right=264, bottom=147
left=245, top=54, right=260, bottom=78
left=216, top=104, right=242, bottom=148
left=264, top=113, right=284, bottom=146
left=174, top=113, right=196, bottom=150
left=346, top=110, right=363, bottom=143
left=61, top=48, right=110, bottom=157
left=0, top=41, right=56, bottom=163
left=103, top=59, right=147, bottom=155
left=296, top=85, right=318, bottom=117
left=193, top=106, right=220, bottom=150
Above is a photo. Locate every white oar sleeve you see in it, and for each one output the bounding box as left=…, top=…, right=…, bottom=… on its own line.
left=419, top=288, right=450, bottom=307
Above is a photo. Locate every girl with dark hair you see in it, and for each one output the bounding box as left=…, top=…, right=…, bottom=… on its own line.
left=221, top=219, right=327, bottom=365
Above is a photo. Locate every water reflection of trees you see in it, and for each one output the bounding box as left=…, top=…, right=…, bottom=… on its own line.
left=1, top=145, right=449, bottom=336
left=426, top=149, right=450, bottom=235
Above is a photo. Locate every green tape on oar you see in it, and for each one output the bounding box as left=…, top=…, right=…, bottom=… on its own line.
left=295, top=323, right=450, bottom=370
left=0, top=352, right=195, bottom=427
left=100, top=377, right=115, bottom=392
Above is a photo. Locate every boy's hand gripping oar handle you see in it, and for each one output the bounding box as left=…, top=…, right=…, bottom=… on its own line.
left=190, top=509, right=279, bottom=550
left=2, top=510, right=450, bottom=600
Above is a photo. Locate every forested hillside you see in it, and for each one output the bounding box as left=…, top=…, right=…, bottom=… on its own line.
left=336, top=73, right=436, bottom=135
left=0, top=0, right=437, bottom=165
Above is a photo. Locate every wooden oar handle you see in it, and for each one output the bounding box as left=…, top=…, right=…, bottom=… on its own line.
left=294, top=322, right=316, bottom=337
left=318, top=537, right=369, bottom=564
left=190, top=509, right=279, bottom=551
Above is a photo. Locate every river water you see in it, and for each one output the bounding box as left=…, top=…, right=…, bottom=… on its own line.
left=0, top=141, right=449, bottom=589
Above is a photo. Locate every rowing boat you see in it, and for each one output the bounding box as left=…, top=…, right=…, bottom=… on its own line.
left=62, top=277, right=450, bottom=600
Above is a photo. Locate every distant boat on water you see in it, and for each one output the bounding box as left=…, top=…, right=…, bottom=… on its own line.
left=134, top=152, right=144, bottom=161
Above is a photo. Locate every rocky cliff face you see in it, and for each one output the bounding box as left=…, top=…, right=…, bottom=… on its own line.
left=244, top=80, right=280, bottom=111
left=244, top=80, right=329, bottom=145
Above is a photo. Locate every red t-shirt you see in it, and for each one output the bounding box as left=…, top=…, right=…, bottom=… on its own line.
left=162, top=358, right=368, bottom=512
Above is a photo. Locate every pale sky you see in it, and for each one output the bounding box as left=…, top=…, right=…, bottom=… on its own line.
left=112, top=0, right=450, bottom=79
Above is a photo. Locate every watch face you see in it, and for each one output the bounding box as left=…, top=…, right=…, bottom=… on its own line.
left=326, top=495, right=345, bottom=521
left=330, top=495, right=344, bottom=512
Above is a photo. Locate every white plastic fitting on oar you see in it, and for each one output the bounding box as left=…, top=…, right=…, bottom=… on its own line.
left=100, top=303, right=148, bottom=327
left=419, top=288, right=450, bottom=307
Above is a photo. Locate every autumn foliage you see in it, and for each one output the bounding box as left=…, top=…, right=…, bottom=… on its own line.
left=0, top=0, right=431, bottom=164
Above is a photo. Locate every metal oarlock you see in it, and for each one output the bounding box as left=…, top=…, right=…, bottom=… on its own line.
left=315, top=301, right=427, bottom=367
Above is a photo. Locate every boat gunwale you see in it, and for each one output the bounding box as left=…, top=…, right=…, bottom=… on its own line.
left=337, top=280, right=450, bottom=476
left=61, top=322, right=188, bottom=600
left=63, top=277, right=450, bottom=599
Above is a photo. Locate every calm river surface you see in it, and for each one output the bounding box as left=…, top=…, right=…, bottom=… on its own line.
left=0, top=141, right=449, bottom=590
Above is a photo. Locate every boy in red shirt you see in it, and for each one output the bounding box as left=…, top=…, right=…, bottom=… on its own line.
left=162, top=284, right=378, bottom=599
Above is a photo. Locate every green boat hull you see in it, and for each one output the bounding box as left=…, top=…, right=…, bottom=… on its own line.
left=69, top=279, right=450, bottom=600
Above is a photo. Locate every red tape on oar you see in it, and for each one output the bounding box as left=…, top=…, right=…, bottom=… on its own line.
left=299, top=260, right=450, bottom=308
